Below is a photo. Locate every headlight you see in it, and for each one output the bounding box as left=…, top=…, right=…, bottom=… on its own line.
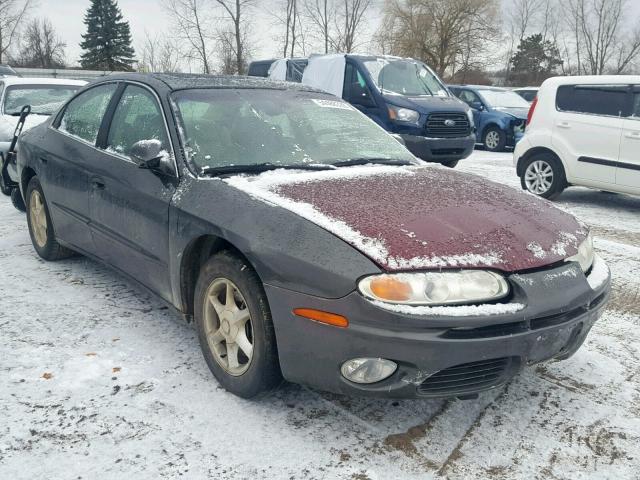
left=567, top=233, right=594, bottom=272
left=358, top=271, right=509, bottom=306
left=388, top=105, right=420, bottom=124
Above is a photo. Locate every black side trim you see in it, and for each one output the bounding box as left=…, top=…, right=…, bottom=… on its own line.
left=578, top=156, right=640, bottom=171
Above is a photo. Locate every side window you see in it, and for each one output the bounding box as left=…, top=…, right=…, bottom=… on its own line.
left=460, top=90, right=480, bottom=106
left=556, top=85, right=629, bottom=117
left=106, top=85, right=169, bottom=159
left=59, top=83, right=117, bottom=144
left=343, top=63, right=375, bottom=106
left=632, top=90, right=640, bottom=118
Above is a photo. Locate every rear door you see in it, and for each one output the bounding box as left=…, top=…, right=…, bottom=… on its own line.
left=617, top=86, right=640, bottom=189
left=87, top=83, right=176, bottom=301
left=46, top=82, right=119, bottom=253
left=553, top=84, right=627, bottom=186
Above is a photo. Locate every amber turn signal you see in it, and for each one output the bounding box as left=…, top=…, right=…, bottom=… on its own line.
left=293, top=308, right=349, bottom=328
left=368, top=276, right=412, bottom=301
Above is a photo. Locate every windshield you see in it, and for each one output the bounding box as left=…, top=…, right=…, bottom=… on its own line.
left=477, top=89, right=530, bottom=109
left=3, top=85, right=80, bottom=115
left=172, top=89, right=415, bottom=171
left=363, top=58, right=448, bottom=97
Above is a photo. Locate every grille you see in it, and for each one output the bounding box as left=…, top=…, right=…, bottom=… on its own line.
left=417, top=357, right=515, bottom=397
left=425, top=112, right=471, bottom=138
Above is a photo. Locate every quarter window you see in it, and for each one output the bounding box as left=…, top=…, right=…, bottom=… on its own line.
left=106, top=85, right=169, bottom=159
left=556, top=85, right=629, bottom=117
left=633, top=91, right=640, bottom=118
left=59, top=83, right=117, bottom=143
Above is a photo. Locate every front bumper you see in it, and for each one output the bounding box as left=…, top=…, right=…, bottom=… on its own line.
left=266, top=260, right=610, bottom=399
left=400, top=133, right=476, bottom=163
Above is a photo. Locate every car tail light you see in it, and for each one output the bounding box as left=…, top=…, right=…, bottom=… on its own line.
left=526, top=96, right=538, bottom=126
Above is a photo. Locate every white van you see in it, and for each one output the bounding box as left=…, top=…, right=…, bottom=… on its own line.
left=514, top=76, right=640, bottom=199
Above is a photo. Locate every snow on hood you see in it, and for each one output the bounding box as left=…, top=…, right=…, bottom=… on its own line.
left=0, top=114, right=50, bottom=142
left=225, top=165, right=587, bottom=273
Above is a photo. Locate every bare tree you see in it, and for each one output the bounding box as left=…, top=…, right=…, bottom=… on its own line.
left=0, top=0, right=32, bottom=64
left=163, top=0, right=213, bottom=73
left=15, top=18, right=66, bottom=68
left=270, top=0, right=304, bottom=57
left=212, top=0, right=254, bottom=75
left=378, top=0, right=500, bottom=78
left=303, top=0, right=334, bottom=53
left=139, top=31, right=181, bottom=72
left=334, top=0, right=372, bottom=52
left=565, top=0, right=640, bottom=75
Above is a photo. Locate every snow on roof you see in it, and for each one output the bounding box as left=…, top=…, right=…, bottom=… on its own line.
left=0, top=77, right=87, bottom=87
left=267, top=59, right=288, bottom=81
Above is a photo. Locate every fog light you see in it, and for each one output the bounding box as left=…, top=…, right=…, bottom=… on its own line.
left=340, top=358, right=397, bottom=384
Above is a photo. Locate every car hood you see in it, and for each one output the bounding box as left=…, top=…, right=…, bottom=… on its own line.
left=383, top=94, right=468, bottom=114
left=225, top=166, right=587, bottom=273
left=492, top=107, right=529, bottom=120
left=0, top=113, right=50, bottom=142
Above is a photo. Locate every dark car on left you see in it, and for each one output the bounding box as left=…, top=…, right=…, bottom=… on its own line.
left=12, top=73, right=609, bottom=400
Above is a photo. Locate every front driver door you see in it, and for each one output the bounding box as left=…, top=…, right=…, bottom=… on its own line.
left=617, top=86, right=640, bottom=189
left=87, top=83, right=176, bottom=302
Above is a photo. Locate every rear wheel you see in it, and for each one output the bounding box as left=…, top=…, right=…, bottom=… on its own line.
left=520, top=154, right=566, bottom=200
left=26, top=177, right=74, bottom=260
left=11, top=188, right=26, bottom=212
left=194, top=251, right=282, bottom=398
left=483, top=127, right=506, bottom=152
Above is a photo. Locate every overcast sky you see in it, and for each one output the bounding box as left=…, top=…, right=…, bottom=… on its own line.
left=36, top=0, right=382, bottom=70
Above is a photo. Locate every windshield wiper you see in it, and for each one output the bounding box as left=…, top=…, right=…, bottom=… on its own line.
left=201, top=162, right=335, bottom=177
left=332, top=158, right=416, bottom=168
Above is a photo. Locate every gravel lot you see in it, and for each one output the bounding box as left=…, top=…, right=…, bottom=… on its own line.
left=1, top=150, right=639, bottom=479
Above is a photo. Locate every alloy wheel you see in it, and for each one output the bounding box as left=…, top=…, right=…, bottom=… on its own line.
left=29, top=190, right=48, bottom=248
left=203, top=277, right=254, bottom=376
left=524, top=160, right=554, bottom=195
left=485, top=130, right=500, bottom=150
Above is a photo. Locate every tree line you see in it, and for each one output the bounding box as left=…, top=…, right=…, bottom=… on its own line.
left=1, top=0, right=639, bottom=85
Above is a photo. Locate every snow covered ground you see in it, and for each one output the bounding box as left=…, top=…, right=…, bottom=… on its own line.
left=1, top=150, right=639, bottom=479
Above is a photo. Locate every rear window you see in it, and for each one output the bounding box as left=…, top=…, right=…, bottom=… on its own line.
left=556, top=85, right=629, bottom=117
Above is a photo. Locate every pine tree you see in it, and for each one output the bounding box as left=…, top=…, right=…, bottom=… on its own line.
left=80, top=0, right=136, bottom=71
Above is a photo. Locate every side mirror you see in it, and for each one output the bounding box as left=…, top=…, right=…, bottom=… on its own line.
left=470, top=101, right=484, bottom=111
left=130, top=139, right=164, bottom=170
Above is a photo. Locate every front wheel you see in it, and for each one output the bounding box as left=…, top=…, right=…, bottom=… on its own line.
left=26, top=177, right=74, bottom=260
left=483, top=127, right=506, bottom=152
left=194, top=251, right=282, bottom=398
left=520, top=155, right=566, bottom=200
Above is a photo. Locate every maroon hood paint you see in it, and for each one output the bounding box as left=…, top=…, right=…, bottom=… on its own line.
left=272, top=167, right=586, bottom=273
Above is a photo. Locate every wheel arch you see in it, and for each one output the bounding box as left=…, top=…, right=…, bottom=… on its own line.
left=179, top=234, right=261, bottom=318
left=20, top=166, right=37, bottom=198
left=481, top=122, right=503, bottom=139
left=516, top=146, right=564, bottom=177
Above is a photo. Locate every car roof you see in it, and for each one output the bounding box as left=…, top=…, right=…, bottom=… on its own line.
left=0, top=77, right=87, bottom=87
left=541, top=75, right=640, bottom=87
left=92, top=72, right=326, bottom=93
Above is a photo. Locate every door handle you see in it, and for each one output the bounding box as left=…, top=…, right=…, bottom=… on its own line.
left=556, top=122, right=571, bottom=129
left=624, top=131, right=640, bottom=140
left=39, top=157, right=48, bottom=164
left=90, top=177, right=105, bottom=189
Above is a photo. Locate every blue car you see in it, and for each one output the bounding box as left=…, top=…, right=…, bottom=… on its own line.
left=448, top=85, right=530, bottom=152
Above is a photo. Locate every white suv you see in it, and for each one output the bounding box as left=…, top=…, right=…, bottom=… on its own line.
left=514, top=75, right=640, bottom=199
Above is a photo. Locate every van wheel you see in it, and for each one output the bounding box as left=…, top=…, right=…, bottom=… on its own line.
left=26, top=177, right=74, bottom=260
left=440, top=160, right=458, bottom=168
left=483, top=127, right=506, bottom=152
left=11, top=188, right=26, bottom=212
left=521, top=154, right=566, bottom=200
left=194, top=251, right=282, bottom=398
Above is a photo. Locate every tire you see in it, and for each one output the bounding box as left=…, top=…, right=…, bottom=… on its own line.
left=11, top=188, right=26, bottom=212
left=194, top=251, right=282, bottom=398
left=440, top=160, right=459, bottom=168
left=25, top=177, right=74, bottom=260
left=0, top=172, right=11, bottom=196
left=520, top=154, right=566, bottom=200
left=483, top=126, right=506, bottom=152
